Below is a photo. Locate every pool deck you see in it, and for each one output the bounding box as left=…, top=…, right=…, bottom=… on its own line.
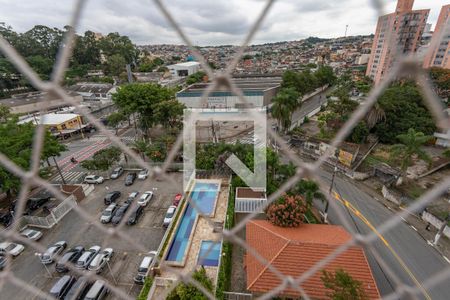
left=150, top=177, right=230, bottom=298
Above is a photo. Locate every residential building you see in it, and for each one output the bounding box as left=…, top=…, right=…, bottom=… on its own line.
left=366, top=0, right=429, bottom=84
left=245, top=220, right=380, bottom=299
left=18, top=113, right=87, bottom=138
left=424, top=5, right=450, bottom=69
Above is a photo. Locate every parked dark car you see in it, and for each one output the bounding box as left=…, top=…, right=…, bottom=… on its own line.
left=10, top=190, right=53, bottom=214
left=49, top=275, right=76, bottom=299
left=64, top=276, right=91, bottom=300
left=111, top=203, right=130, bottom=225
left=104, top=191, right=121, bottom=205
left=55, top=246, right=84, bottom=273
left=0, top=209, right=12, bottom=227
left=0, top=254, right=7, bottom=270
left=124, top=172, right=137, bottom=186
left=127, top=205, right=144, bottom=225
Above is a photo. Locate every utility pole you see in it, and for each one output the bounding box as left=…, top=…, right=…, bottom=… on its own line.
left=344, top=25, right=349, bottom=37
left=52, top=156, right=66, bottom=184
left=324, top=162, right=338, bottom=223
left=432, top=215, right=450, bottom=246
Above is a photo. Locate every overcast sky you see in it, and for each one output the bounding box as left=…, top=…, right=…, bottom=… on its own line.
left=0, top=0, right=448, bottom=46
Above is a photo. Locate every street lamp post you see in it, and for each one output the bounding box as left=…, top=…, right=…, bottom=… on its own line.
left=35, top=253, right=52, bottom=278
left=324, top=164, right=338, bottom=224
left=52, top=156, right=66, bottom=185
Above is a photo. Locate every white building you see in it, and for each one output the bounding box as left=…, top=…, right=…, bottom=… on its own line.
left=176, top=76, right=281, bottom=109
left=167, top=61, right=201, bottom=78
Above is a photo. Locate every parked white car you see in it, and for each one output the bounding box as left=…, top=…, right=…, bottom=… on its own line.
left=0, top=242, right=25, bottom=257
left=138, top=169, right=149, bottom=180
left=20, top=228, right=43, bottom=241
left=163, top=206, right=177, bottom=228
left=110, top=167, right=124, bottom=179
left=76, top=245, right=101, bottom=269
left=88, top=248, right=114, bottom=273
left=84, top=175, right=104, bottom=184
left=137, top=191, right=153, bottom=206
left=40, top=241, right=67, bottom=264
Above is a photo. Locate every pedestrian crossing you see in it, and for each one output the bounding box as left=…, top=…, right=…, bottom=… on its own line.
left=86, top=136, right=136, bottom=144
left=51, top=171, right=86, bottom=184
left=227, top=131, right=265, bottom=148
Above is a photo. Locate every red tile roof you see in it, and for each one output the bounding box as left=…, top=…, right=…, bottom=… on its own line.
left=246, top=220, right=380, bottom=299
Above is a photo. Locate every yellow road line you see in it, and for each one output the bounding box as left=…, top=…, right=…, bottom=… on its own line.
left=332, top=191, right=432, bottom=300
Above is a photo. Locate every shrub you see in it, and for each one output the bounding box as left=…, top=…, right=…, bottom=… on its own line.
left=265, top=194, right=307, bottom=227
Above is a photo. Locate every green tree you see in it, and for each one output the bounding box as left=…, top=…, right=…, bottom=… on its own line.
left=106, top=112, right=126, bottom=135
left=271, top=87, right=300, bottom=132
left=349, top=121, right=369, bottom=144
left=315, top=65, right=336, bottom=86
left=166, top=267, right=213, bottom=300
left=321, top=269, right=367, bottom=300
left=291, top=179, right=325, bottom=210
left=112, top=83, right=176, bottom=138
left=104, top=54, right=126, bottom=76
left=26, top=55, right=54, bottom=79
left=0, top=117, right=66, bottom=196
left=186, top=71, right=207, bottom=85
left=429, top=67, right=450, bottom=100
left=374, top=83, right=436, bottom=143
left=390, top=128, right=432, bottom=173
left=0, top=104, right=11, bottom=123
left=72, top=31, right=101, bottom=66
left=152, top=100, right=185, bottom=128
left=365, top=102, right=385, bottom=129
left=99, top=32, right=139, bottom=64
left=80, top=147, right=121, bottom=172
left=132, top=140, right=150, bottom=161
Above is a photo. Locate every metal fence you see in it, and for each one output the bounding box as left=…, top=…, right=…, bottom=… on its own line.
left=0, top=0, right=450, bottom=299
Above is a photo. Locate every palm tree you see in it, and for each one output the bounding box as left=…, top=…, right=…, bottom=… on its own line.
left=292, top=179, right=325, bottom=210
left=366, top=102, right=386, bottom=129
left=132, top=139, right=150, bottom=161
left=391, top=128, right=432, bottom=173
left=271, top=87, right=300, bottom=133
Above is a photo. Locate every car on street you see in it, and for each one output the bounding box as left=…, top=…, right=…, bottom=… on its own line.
left=104, top=191, right=120, bottom=205
left=49, top=275, right=76, bottom=299
left=64, top=275, right=91, bottom=300
left=20, top=228, right=43, bottom=241
left=126, top=191, right=139, bottom=204
left=88, top=248, right=114, bottom=273
left=40, top=241, right=67, bottom=264
left=133, top=251, right=157, bottom=284
left=124, top=172, right=137, bottom=186
left=84, top=280, right=108, bottom=300
left=127, top=205, right=144, bottom=225
left=75, top=246, right=101, bottom=269
left=84, top=175, right=104, bottom=184
left=138, top=169, right=149, bottom=180
left=100, top=203, right=117, bottom=223
left=0, top=242, right=24, bottom=257
left=172, top=193, right=182, bottom=207
left=111, top=203, right=130, bottom=225
left=137, top=191, right=153, bottom=206
left=0, top=254, right=8, bottom=270
left=110, top=167, right=124, bottom=179
left=163, top=206, right=177, bottom=228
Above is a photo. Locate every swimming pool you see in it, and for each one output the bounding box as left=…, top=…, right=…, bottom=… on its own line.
left=165, top=181, right=220, bottom=264
left=197, top=241, right=222, bottom=267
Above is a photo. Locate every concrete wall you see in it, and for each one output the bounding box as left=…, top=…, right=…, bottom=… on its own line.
left=422, top=210, right=450, bottom=239
left=382, top=185, right=402, bottom=205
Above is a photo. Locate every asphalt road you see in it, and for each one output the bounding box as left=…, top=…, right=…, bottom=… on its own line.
left=316, top=169, right=450, bottom=300
left=291, top=89, right=329, bottom=125
left=3, top=172, right=183, bottom=299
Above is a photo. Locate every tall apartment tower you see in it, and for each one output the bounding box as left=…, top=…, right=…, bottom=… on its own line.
left=423, top=5, right=450, bottom=69
left=366, top=0, right=429, bottom=84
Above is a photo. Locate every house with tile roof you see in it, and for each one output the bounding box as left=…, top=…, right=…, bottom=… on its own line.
left=245, top=220, right=380, bottom=299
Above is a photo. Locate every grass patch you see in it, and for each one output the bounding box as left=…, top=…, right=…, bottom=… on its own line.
left=399, top=182, right=426, bottom=199
left=137, top=277, right=153, bottom=300
left=216, top=181, right=236, bottom=299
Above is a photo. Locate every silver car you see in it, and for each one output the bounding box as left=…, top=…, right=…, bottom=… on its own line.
left=88, top=248, right=114, bottom=273
left=100, top=203, right=117, bottom=223
left=110, top=167, right=123, bottom=179
left=40, top=241, right=67, bottom=264
left=20, top=228, right=43, bottom=241
left=75, top=245, right=101, bottom=269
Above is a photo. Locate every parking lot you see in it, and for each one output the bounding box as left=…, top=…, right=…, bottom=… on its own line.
left=2, top=171, right=183, bottom=299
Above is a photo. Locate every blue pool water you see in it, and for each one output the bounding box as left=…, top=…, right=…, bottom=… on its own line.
left=166, top=182, right=220, bottom=263
left=197, top=241, right=221, bottom=266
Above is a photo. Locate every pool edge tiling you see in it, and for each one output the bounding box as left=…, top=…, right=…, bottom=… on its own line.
left=164, top=179, right=221, bottom=267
